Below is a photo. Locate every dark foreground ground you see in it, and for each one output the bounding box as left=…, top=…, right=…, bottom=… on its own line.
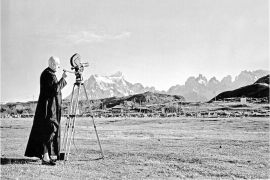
left=1, top=116, right=269, bottom=179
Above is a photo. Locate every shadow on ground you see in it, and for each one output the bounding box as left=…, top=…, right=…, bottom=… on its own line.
left=1, top=157, right=40, bottom=165
left=1, top=156, right=103, bottom=165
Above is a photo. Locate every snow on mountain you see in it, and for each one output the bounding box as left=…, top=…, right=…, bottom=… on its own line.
left=65, top=71, right=162, bottom=100
left=94, top=74, right=115, bottom=85
left=197, top=74, right=207, bottom=86
left=192, top=87, right=199, bottom=93
left=198, top=79, right=206, bottom=85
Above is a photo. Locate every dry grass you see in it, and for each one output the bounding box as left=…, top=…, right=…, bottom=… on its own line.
left=1, top=116, right=269, bottom=179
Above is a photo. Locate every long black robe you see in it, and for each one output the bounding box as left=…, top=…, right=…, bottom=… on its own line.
left=25, top=67, right=67, bottom=159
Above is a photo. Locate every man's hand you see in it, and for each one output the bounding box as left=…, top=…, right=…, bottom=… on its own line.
left=62, top=72, right=67, bottom=79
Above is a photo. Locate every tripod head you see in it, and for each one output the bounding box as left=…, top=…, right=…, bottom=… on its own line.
left=64, top=53, right=89, bottom=84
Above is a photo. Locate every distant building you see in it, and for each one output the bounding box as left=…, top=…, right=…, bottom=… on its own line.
left=241, top=97, right=247, bottom=105
left=162, top=107, right=165, bottom=114
left=112, top=105, right=125, bottom=113
left=132, top=107, right=150, bottom=113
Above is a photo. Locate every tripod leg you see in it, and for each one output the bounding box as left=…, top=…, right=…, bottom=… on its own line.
left=69, top=84, right=76, bottom=115
left=83, top=84, right=104, bottom=158
left=66, top=84, right=81, bottom=161
left=61, top=116, right=71, bottom=152
left=65, top=116, right=75, bottom=161
left=62, top=84, right=76, bottom=153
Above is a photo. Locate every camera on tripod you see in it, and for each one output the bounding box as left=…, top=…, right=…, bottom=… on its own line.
left=61, top=53, right=104, bottom=161
left=69, top=53, right=89, bottom=83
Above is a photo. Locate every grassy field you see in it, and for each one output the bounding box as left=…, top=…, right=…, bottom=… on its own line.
left=1, top=116, right=269, bottom=179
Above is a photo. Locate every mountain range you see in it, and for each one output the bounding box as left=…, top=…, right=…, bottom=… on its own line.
left=65, top=69, right=269, bottom=102
left=211, top=74, right=269, bottom=101
left=167, top=70, right=269, bottom=101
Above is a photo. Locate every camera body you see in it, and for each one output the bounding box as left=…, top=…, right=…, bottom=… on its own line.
left=70, top=53, right=89, bottom=83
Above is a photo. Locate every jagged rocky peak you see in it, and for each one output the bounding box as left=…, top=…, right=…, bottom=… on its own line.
left=198, top=74, right=204, bottom=78
left=236, top=70, right=251, bottom=78
left=209, top=77, right=220, bottom=84
left=196, top=74, right=208, bottom=84
left=88, top=74, right=95, bottom=80
left=185, top=74, right=208, bottom=87
left=110, top=71, right=124, bottom=78
left=221, top=75, right=232, bottom=84
left=185, top=76, right=196, bottom=87
left=252, top=69, right=269, bottom=77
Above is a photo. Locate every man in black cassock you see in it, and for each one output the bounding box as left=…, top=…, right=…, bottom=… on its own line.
left=25, top=56, right=67, bottom=165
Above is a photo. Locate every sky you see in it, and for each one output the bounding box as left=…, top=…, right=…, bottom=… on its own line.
left=1, top=0, right=269, bottom=102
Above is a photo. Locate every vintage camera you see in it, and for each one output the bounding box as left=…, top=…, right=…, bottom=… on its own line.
left=70, top=53, right=89, bottom=83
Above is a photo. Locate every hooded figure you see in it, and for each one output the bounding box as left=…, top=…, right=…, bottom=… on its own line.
left=25, top=56, right=67, bottom=165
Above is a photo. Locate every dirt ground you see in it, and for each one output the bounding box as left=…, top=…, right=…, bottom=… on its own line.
left=1, top=116, right=269, bottom=179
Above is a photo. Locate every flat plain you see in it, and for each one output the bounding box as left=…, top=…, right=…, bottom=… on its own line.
left=1, top=116, right=269, bottom=179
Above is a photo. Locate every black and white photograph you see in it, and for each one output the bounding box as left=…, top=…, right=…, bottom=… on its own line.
left=1, top=0, right=269, bottom=179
